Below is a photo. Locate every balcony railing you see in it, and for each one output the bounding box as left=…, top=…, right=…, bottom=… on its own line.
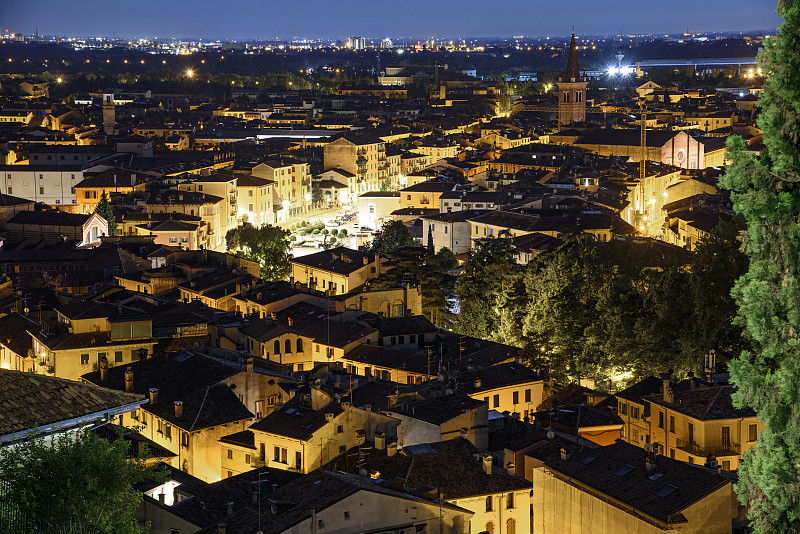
left=676, top=438, right=740, bottom=457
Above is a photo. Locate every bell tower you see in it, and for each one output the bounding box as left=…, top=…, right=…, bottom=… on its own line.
left=555, top=31, right=588, bottom=129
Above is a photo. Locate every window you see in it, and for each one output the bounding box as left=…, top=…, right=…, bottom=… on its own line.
left=115, top=351, right=123, bottom=363
left=344, top=511, right=350, bottom=520
left=295, top=451, right=302, bottom=469
left=513, top=391, right=519, bottom=404
left=245, top=453, right=251, bottom=464
left=493, top=394, right=500, bottom=408
left=318, top=520, right=324, bottom=529
left=274, top=340, right=281, bottom=354
left=485, top=495, right=493, bottom=512
left=285, top=339, right=292, bottom=353
left=658, top=411, right=664, bottom=429
left=81, top=354, right=89, bottom=365
left=525, top=389, right=531, bottom=403
left=296, top=339, right=303, bottom=352
left=273, top=446, right=281, bottom=462
left=749, top=424, right=758, bottom=442
left=39, top=187, right=44, bottom=195
left=669, top=415, right=675, bottom=433
left=227, top=449, right=233, bottom=460
left=182, top=432, right=189, bottom=449
left=6, top=187, right=10, bottom=195
left=620, top=402, right=628, bottom=416
left=631, top=406, right=640, bottom=420
left=485, top=522, right=494, bottom=534
left=337, top=425, right=344, bottom=434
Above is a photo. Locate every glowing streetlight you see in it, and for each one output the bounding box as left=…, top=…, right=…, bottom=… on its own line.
left=186, top=69, right=194, bottom=78
left=56, top=77, right=62, bottom=83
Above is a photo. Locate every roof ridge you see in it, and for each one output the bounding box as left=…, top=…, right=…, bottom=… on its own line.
left=702, top=386, right=726, bottom=419
left=191, top=385, right=212, bottom=431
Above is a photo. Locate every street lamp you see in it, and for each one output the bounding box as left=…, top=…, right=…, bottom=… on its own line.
left=186, top=69, right=194, bottom=78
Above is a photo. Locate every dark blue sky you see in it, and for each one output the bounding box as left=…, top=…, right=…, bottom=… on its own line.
left=1, top=0, right=782, bottom=40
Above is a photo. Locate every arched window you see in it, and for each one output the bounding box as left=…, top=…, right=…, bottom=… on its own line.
left=285, top=339, right=292, bottom=353
left=296, top=339, right=304, bottom=353
left=506, top=518, right=516, bottom=534
left=485, top=522, right=494, bottom=534
left=274, top=340, right=281, bottom=354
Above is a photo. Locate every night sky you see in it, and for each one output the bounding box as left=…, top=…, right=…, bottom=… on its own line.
left=1, top=0, right=782, bottom=40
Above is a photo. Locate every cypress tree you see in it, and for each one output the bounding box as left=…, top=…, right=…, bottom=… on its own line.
left=720, top=2, right=800, bottom=531
left=94, top=190, right=117, bottom=237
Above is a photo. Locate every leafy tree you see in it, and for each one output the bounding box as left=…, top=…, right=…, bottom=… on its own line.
left=719, top=2, right=800, bottom=530
left=686, top=216, right=750, bottom=364
left=226, top=222, right=291, bottom=280
left=94, top=190, right=117, bottom=236
left=370, top=220, right=416, bottom=255
left=371, top=246, right=458, bottom=328
left=456, top=236, right=522, bottom=341
left=0, top=429, right=162, bottom=533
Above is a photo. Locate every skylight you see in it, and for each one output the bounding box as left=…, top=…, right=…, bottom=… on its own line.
left=613, top=464, right=635, bottom=477
left=655, top=484, right=678, bottom=497
left=579, top=453, right=599, bottom=465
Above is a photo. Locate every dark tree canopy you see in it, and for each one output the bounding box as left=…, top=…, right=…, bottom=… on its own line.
left=226, top=222, right=292, bottom=281
left=370, top=220, right=416, bottom=256
left=719, top=1, right=800, bottom=530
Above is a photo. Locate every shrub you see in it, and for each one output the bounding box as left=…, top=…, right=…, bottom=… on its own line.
left=312, top=228, right=321, bottom=234
left=321, top=229, right=329, bottom=235
left=339, top=229, right=348, bottom=237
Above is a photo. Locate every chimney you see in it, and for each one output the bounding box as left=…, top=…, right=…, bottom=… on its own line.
left=506, top=462, right=516, bottom=476
left=270, top=312, right=277, bottom=320
left=324, top=413, right=334, bottom=423
left=246, top=357, right=254, bottom=374
left=374, top=432, right=385, bottom=450
left=287, top=316, right=294, bottom=327
left=481, top=454, right=493, bottom=475
left=362, top=256, right=369, bottom=266
left=560, top=447, right=570, bottom=461
left=217, top=524, right=226, bottom=534
left=226, top=502, right=234, bottom=515
left=364, top=404, right=372, bottom=413
left=646, top=456, right=657, bottom=474
left=99, top=358, right=108, bottom=381
left=149, top=388, right=158, bottom=405
left=174, top=400, right=183, bottom=418
left=662, top=379, right=674, bottom=403
left=473, top=377, right=481, bottom=388
left=387, top=441, right=398, bottom=457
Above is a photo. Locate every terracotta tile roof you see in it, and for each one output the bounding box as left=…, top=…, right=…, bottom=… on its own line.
left=325, top=437, right=531, bottom=499
left=0, top=370, right=144, bottom=440
left=646, top=385, right=755, bottom=420
left=249, top=393, right=342, bottom=441
left=530, top=441, right=731, bottom=524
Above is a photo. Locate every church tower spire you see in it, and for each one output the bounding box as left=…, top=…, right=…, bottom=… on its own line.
left=555, top=30, right=588, bottom=129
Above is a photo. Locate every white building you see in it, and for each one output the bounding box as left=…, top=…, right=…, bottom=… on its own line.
left=0, top=164, right=83, bottom=206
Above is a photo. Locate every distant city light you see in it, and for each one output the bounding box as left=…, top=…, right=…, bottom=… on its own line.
left=186, top=69, right=194, bottom=78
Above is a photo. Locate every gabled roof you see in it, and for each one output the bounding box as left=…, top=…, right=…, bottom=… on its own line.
left=82, top=352, right=253, bottom=431
left=325, top=438, right=531, bottom=499
left=0, top=370, right=145, bottom=441
left=8, top=210, right=92, bottom=227
left=646, top=385, right=755, bottom=420
left=387, top=393, right=485, bottom=425
left=290, top=246, right=376, bottom=276
left=249, top=393, right=341, bottom=441
left=530, top=441, right=731, bottom=524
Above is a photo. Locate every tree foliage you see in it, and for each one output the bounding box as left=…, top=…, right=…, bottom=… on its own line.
left=94, top=190, right=117, bottom=237
left=461, top=229, right=747, bottom=387
left=370, top=246, right=458, bottom=328
left=0, top=429, right=161, bottom=533
left=370, top=220, right=416, bottom=256
left=226, top=222, right=292, bottom=281
left=718, top=2, right=800, bottom=530
left=456, top=236, right=523, bottom=341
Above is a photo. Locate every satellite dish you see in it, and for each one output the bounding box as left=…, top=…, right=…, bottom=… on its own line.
left=547, top=431, right=555, bottom=440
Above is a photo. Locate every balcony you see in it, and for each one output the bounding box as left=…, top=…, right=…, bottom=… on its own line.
left=676, top=438, right=740, bottom=458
